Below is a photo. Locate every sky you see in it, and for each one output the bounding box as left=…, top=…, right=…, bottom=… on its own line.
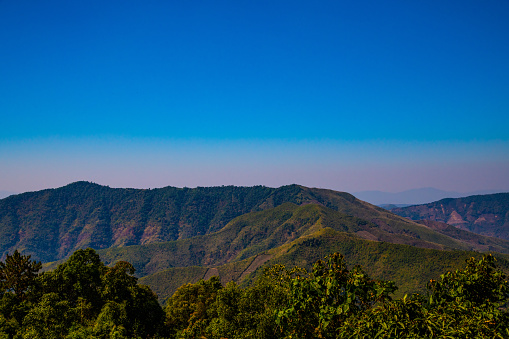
left=1, top=0, right=508, bottom=195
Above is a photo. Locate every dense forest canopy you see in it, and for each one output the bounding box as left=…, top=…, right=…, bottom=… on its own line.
left=1, top=248, right=508, bottom=338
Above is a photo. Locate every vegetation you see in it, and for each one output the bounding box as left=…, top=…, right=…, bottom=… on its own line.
left=5, top=182, right=507, bottom=265
left=0, top=182, right=280, bottom=262
left=3, top=183, right=509, bottom=337
left=2, top=247, right=509, bottom=338
left=84, top=201, right=509, bottom=277
left=0, top=249, right=164, bottom=338
left=130, top=227, right=509, bottom=302
left=164, top=252, right=509, bottom=338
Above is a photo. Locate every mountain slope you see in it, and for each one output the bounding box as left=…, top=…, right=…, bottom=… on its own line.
left=392, top=193, right=509, bottom=240
left=5, top=182, right=509, bottom=265
left=8, top=183, right=509, bottom=306
left=81, top=201, right=509, bottom=279
left=140, top=228, right=509, bottom=303
left=0, top=182, right=300, bottom=261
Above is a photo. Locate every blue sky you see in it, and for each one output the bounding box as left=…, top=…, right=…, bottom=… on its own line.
left=1, top=0, right=508, bottom=194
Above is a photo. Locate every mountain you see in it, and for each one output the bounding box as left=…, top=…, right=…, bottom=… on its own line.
left=91, top=201, right=509, bottom=302
left=5, top=181, right=509, bottom=303
left=0, top=181, right=292, bottom=261
left=4, top=181, right=508, bottom=263
left=353, top=188, right=503, bottom=205
left=138, top=228, right=509, bottom=304
left=392, top=193, right=509, bottom=240
left=87, top=201, right=509, bottom=278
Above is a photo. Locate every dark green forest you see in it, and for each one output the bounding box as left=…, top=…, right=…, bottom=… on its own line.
left=2, top=248, right=508, bottom=338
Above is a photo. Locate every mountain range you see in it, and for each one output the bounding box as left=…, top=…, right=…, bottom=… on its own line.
left=353, top=187, right=504, bottom=205
left=392, top=193, right=509, bottom=240
left=2, top=181, right=509, bottom=303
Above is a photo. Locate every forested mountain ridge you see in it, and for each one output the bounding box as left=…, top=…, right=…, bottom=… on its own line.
left=3, top=182, right=509, bottom=265
left=392, top=193, right=509, bottom=240
left=0, top=182, right=301, bottom=262
left=5, top=182, right=509, bottom=309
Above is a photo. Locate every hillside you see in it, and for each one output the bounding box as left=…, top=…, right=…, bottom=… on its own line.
left=7, top=182, right=509, bottom=306
left=86, top=201, right=509, bottom=277
left=392, top=193, right=509, bottom=240
left=0, top=182, right=303, bottom=261
left=5, top=182, right=509, bottom=265
left=92, top=200, right=509, bottom=303
left=139, top=228, right=509, bottom=303
left=0, top=181, right=478, bottom=262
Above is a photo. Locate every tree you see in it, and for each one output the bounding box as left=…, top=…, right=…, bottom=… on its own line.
left=0, top=250, right=42, bottom=301
left=206, top=278, right=283, bottom=339
left=22, top=293, right=73, bottom=339
left=165, top=276, right=223, bottom=338
left=337, top=254, right=509, bottom=338
left=275, top=252, right=397, bottom=338
left=102, top=261, right=164, bottom=337
left=1, top=248, right=165, bottom=338
left=38, top=248, right=106, bottom=315
left=101, top=261, right=137, bottom=303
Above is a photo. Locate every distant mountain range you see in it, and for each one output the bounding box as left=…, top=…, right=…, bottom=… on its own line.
left=2, top=181, right=509, bottom=303
left=392, top=193, right=509, bottom=240
left=353, top=187, right=505, bottom=205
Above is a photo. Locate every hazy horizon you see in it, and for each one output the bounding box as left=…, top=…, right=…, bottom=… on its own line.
left=1, top=1, right=508, bottom=194
left=2, top=177, right=508, bottom=197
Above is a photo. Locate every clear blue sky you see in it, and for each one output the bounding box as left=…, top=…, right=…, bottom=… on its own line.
left=1, top=0, right=508, bottom=194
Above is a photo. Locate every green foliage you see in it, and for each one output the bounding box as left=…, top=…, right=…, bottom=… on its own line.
left=2, top=248, right=507, bottom=338
left=205, top=274, right=287, bottom=339
left=93, top=301, right=129, bottom=339
left=38, top=248, right=106, bottom=316
left=0, top=248, right=164, bottom=338
left=337, top=254, right=509, bottom=338
left=156, top=252, right=509, bottom=339
left=22, top=292, right=74, bottom=339
left=427, top=254, right=508, bottom=306
left=274, top=252, right=397, bottom=338
left=0, top=250, right=41, bottom=301
left=101, top=261, right=137, bottom=303
left=164, top=276, right=222, bottom=338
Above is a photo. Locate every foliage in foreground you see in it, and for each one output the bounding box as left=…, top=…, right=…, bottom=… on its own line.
left=1, top=248, right=509, bottom=338
left=0, top=249, right=164, bottom=339
left=165, top=253, right=509, bottom=339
